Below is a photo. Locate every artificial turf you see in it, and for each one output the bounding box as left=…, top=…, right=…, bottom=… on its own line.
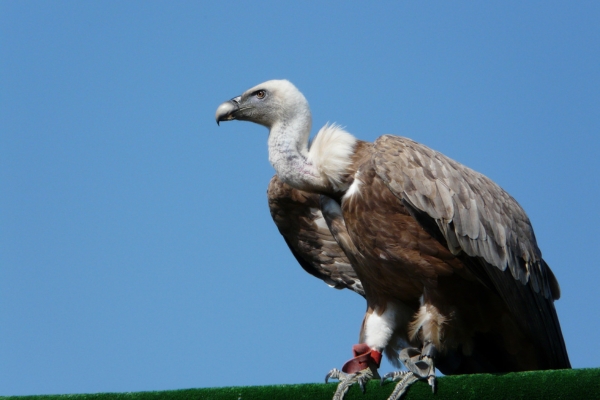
left=3, top=368, right=599, bottom=400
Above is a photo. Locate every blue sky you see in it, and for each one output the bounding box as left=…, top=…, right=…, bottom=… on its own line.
left=1, top=1, right=599, bottom=396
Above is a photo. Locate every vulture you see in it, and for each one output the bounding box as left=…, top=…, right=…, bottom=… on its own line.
left=215, top=80, right=570, bottom=400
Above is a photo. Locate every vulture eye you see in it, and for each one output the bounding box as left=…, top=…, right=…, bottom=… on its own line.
left=255, top=90, right=266, bottom=99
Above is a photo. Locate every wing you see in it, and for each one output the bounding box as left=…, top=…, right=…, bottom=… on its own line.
left=267, top=175, right=364, bottom=296
left=373, top=135, right=569, bottom=368
left=373, top=135, right=557, bottom=297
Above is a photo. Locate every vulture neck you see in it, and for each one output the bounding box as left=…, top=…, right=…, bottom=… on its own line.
left=267, top=108, right=325, bottom=192
left=267, top=109, right=358, bottom=195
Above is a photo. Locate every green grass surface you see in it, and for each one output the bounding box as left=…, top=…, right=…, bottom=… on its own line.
left=3, top=368, right=599, bottom=400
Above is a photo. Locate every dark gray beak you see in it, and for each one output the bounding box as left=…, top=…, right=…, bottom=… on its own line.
left=215, top=96, right=241, bottom=125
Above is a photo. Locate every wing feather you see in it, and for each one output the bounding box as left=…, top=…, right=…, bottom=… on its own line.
left=267, top=175, right=364, bottom=296
left=372, top=135, right=569, bottom=368
left=373, top=135, right=556, bottom=298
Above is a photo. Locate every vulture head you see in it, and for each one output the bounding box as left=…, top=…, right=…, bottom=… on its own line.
left=215, top=79, right=311, bottom=129
left=216, top=79, right=357, bottom=193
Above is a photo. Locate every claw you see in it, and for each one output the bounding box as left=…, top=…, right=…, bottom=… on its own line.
left=380, top=374, right=388, bottom=386
left=428, top=375, right=436, bottom=393
left=358, top=376, right=367, bottom=393
left=325, top=368, right=344, bottom=384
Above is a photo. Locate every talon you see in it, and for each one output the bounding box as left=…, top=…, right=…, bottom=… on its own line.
left=325, top=368, right=342, bottom=384
left=380, top=376, right=386, bottom=386
left=381, top=370, right=407, bottom=384
left=358, top=377, right=366, bottom=393
left=428, top=375, right=436, bottom=393
left=380, top=371, right=393, bottom=385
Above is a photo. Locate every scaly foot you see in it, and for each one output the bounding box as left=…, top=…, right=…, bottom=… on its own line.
left=380, top=370, right=419, bottom=400
left=380, top=343, right=437, bottom=400
left=326, top=366, right=378, bottom=399
left=325, top=343, right=382, bottom=399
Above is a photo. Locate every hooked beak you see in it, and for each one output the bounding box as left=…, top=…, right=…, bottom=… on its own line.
left=215, top=96, right=241, bottom=125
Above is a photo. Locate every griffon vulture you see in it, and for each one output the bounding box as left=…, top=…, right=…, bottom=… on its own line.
left=215, top=80, right=570, bottom=400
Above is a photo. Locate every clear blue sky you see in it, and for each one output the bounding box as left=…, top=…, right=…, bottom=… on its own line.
left=1, top=1, right=599, bottom=396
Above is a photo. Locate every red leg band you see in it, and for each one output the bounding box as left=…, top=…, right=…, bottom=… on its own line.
left=341, top=344, right=383, bottom=374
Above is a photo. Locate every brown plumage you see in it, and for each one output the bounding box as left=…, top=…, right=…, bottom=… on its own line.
left=340, top=136, right=569, bottom=372
left=267, top=175, right=364, bottom=296
left=216, top=80, right=570, bottom=396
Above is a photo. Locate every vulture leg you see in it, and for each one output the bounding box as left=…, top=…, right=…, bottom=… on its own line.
left=325, top=366, right=378, bottom=399
left=381, top=343, right=437, bottom=399
left=325, top=343, right=381, bottom=399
